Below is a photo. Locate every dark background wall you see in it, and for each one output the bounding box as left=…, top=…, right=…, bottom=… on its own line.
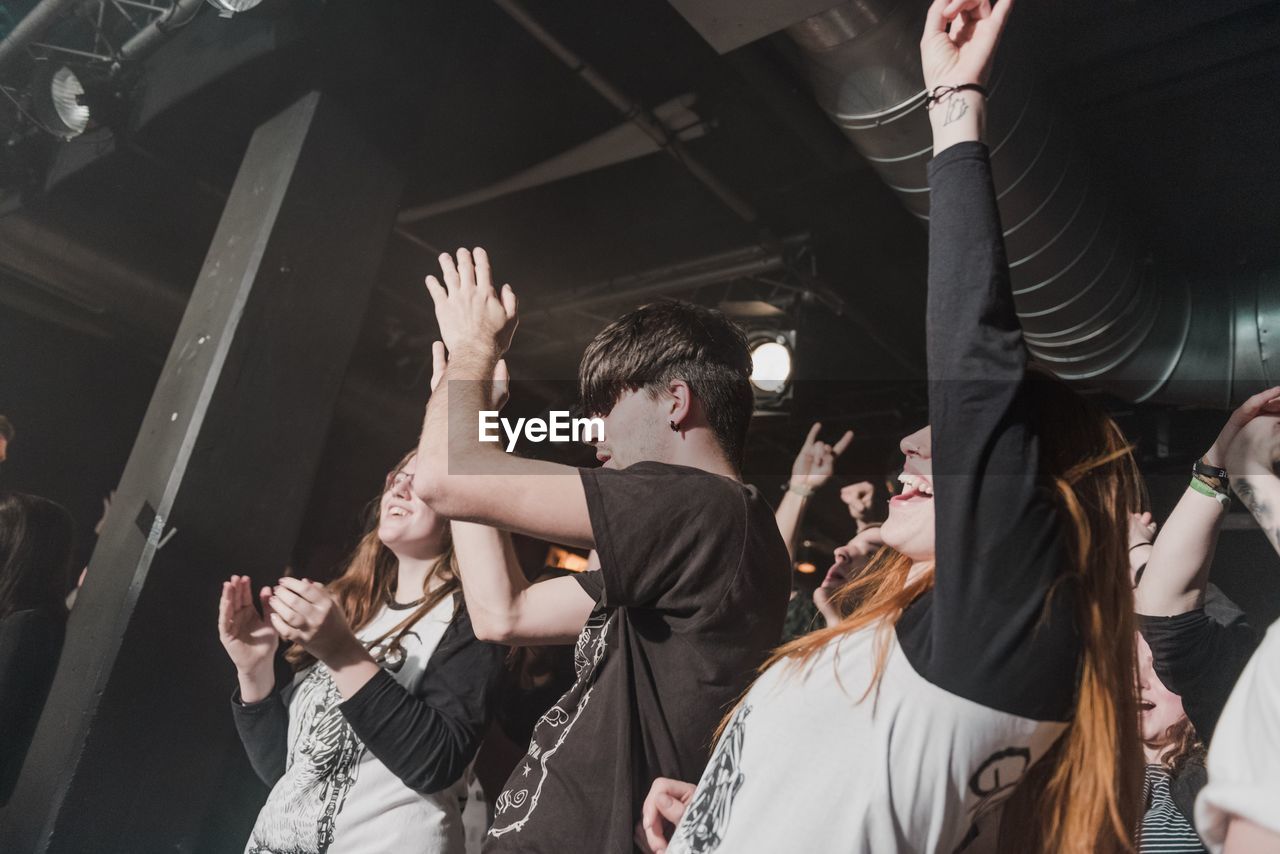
left=0, top=301, right=159, bottom=574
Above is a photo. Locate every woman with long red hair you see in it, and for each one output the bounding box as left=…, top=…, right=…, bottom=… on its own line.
left=638, top=2, right=1145, bottom=852
left=218, top=449, right=504, bottom=854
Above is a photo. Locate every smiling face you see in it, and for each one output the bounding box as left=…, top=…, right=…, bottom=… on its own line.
left=587, top=388, right=668, bottom=470
left=378, top=454, right=446, bottom=558
left=879, top=425, right=935, bottom=562
left=1136, top=632, right=1188, bottom=750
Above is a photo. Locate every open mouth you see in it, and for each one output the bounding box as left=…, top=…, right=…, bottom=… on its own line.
left=386, top=506, right=410, bottom=518
left=1139, top=700, right=1155, bottom=713
left=892, top=472, right=934, bottom=503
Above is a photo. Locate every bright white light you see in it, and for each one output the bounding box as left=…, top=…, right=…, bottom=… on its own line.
left=49, top=67, right=89, bottom=139
left=750, top=341, right=791, bottom=393
left=205, top=0, right=264, bottom=16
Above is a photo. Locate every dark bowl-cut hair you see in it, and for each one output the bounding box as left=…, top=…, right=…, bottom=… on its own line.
left=578, top=301, right=754, bottom=467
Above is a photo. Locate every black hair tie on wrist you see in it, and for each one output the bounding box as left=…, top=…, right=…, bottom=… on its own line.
left=925, top=83, right=989, bottom=110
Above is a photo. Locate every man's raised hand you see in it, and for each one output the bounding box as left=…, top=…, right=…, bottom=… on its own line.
left=424, top=247, right=519, bottom=359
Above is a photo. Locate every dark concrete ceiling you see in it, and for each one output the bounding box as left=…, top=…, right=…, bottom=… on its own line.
left=3, top=0, right=1279, bottom=563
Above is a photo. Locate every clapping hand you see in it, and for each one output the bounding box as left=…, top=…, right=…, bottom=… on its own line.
left=424, top=247, right=519, bottom=360
left=218, top=575, right=279, bottom=676
left=266, top=577, right=365, bottom=666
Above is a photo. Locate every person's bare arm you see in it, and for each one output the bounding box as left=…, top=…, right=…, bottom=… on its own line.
left=1136, top=388, right=1280, bottom=616
left=413, top=248, right=594, bottom=549
left=774, top=423, right=852, bottom=560
left=1223, top=817, right=1280, bottom=854
left=450, top=521, right=595, bottom=645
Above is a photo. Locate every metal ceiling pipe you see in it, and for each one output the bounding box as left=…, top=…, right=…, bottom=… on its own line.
left=119, top=0, right=205, bottom=60
left=0, top=0, right=92, bottom=72
left=783, top=0, right=1271, bottom=405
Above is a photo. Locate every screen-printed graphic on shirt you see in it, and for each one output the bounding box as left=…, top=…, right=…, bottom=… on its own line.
left=670, top=703, right=751, bottom=853
left=247, top=666, right=363, bottom=854
left=488, top=606, right=613, bottom=838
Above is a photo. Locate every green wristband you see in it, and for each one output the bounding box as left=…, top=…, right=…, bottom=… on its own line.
left=1189, top=476, right=1231, bottom=507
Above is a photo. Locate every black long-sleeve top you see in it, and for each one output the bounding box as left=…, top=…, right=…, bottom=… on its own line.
left=231, top=595, right=504, bottom=795
left=896, top=140, right=1079, bottom=722
left=659, top=141, right=1084, bottom=854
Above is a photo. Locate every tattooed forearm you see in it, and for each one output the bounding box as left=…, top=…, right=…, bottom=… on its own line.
left=942, top=95, right=970, bottom=126
left=1235, top=476, right=1280, bottom=555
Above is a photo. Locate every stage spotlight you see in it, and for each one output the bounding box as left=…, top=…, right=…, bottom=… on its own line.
left=721, top=300, right=799, bottom=412
left=750, top=339, right=792, bottom=393
left=746, top=330, right=796, bottom=412
left=32, top=63, right=90, bottom=140
left=205, top=0, right=263, bottom=17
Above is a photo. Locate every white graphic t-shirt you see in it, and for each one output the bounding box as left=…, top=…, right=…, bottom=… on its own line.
left=245, top=597, right=464, bottom=854
left=667, top=630, right=1067, bottom=854
left=1196, top=617, right=1280, bottom=853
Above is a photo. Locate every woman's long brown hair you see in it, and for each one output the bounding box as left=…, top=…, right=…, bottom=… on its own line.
left=285, top=449, right=460, bottom=670
left=726, top=372, right=1145, bottom=854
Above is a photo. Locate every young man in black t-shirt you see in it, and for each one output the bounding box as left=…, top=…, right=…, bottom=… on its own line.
left=413, top=248, right=791, bottom=853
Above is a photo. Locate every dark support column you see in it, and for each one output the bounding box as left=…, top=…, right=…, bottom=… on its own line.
left=0, top=92, right=403, bottom=852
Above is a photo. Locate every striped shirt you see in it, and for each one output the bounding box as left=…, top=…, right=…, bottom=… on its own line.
left=1140, top=764, right=1206, bottom=853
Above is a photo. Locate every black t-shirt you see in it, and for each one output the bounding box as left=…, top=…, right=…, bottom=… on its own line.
left=484, top=461, right=791, bottom=853
left=1139, top=601, right=1259, bottom=745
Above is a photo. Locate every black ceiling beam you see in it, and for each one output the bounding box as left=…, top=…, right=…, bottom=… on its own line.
left=0, top=91, right=403, bottom=852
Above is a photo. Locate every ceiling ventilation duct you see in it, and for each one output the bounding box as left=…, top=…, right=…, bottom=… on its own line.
left=669, top=0, right=1275, bottom=406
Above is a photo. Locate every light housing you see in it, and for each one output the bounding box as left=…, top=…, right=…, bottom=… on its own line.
left=746, top=329, right=796, bottom=412
left=32, top=62, right=90, bottom=140
left=205, top=0, right=264, bottom=17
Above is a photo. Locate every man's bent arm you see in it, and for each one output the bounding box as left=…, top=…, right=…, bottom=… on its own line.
left=414, top=345, right=595, bottom=549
